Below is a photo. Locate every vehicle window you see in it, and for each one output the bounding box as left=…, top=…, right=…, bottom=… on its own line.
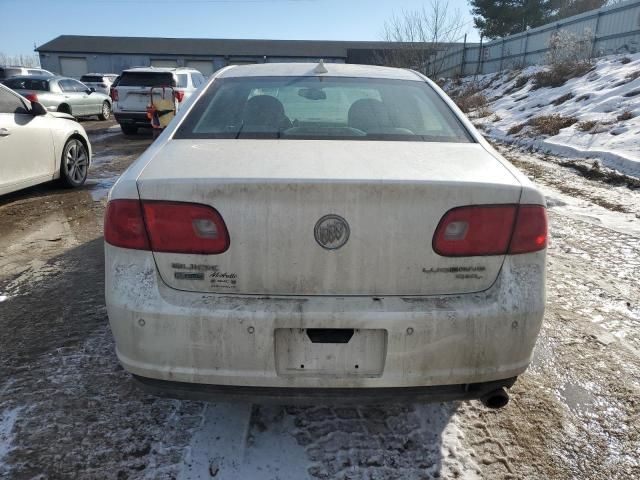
left=176, top=76, right=473, bottom=143
left=80, top=75, right=103, bottom=83
left=58, top=79, right=76, bottom=92
left=0, top=88, right=29, bottom=114
left=118, top=72, right=175, bottom=87
left=70, top=80, right=89, bottom=92
left=192, top=72, right=206, bottom=87
left=3, top=78, right=50, bottom=91
left=176, top=74, right=189, bottom=88
left=0, top=67, right=22, bottom=80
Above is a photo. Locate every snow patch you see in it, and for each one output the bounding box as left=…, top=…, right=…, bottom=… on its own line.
left=450, top=52, right=640, bottom=178
left=0, top=406, right=22, bottom=471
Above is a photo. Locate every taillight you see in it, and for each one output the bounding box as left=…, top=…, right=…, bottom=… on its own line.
left=104, top=199, right=150, bottom=250
left=508, top=205, right=548, bottom=254
left=174, top=90, right=185, bottom=102
left=24, top=92, right=38, bottom=103
left=433, top=204, right=547, bottom=257
left=105, top=199, right=230, bottom=255
left=110, top=88, right=118, bottom=101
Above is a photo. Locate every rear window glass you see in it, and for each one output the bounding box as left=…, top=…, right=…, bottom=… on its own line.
left=80, top=75, right=104, bottom=83
left=118, top=72, right=175, bottom=87
left=177, top=74, right=189, bottom=88
left=175, top=76, right=473, bottom=143
left=3, top=78, right=50, bottom=91
left=0, top=68, right=22, bottom=79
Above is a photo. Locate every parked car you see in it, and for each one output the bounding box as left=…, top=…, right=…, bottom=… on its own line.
left=112, top=67, right=206, bottom=134
left=0, top=83, right=91, bottom=195
left=3, top=75, right=112, bottom=120
left=104, top=63, right=547, bottom=407
left=79, top=73, right=119, bottom=96
left=0, top=66, right=54, bottom=82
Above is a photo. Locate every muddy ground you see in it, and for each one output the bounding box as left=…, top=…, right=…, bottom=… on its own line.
left=0, top=122, right=638, bottom=479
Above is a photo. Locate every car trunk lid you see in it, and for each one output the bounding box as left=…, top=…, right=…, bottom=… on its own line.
left=136, top=140, right=522, bottom=296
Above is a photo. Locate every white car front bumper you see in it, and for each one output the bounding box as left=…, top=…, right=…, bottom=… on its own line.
left=105, top=245, right=545, bottom=395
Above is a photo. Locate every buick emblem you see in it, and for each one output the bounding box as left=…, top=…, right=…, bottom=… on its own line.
left=314, top=214, right=350, bottom=250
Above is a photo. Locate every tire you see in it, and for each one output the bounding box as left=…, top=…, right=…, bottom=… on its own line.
left=57, top=104, right=71, bottom=115
left=120, top=124, right=138, bottom=135
left=60, top=138, right=89, bottom=188
left=98, top=101, right=111, bottom=121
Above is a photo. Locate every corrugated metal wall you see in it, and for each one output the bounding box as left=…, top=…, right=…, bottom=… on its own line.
left=435, top=0, right=640, bottom=78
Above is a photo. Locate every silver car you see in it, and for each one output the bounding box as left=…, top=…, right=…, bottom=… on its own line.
left=3, top=75, right=112, bottom=120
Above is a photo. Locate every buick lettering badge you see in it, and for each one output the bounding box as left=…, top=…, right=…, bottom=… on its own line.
left=314, top=214, right=350, bottom=250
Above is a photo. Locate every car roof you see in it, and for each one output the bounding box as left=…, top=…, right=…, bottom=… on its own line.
left=122, top=67, right=198, bottom=73
left=5, top=74, right=53, bottom=81
left=218, top=62, right=423, bottom=81
left=82, top=73, right=118, bottom=76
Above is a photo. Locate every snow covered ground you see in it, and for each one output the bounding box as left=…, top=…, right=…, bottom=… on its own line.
left=447, top=52, right=640, bottom=178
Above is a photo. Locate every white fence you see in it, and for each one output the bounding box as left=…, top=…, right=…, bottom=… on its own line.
left=434, top=0, right=640, bottom=77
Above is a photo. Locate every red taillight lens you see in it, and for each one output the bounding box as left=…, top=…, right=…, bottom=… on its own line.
left=142, top=201, right=230, bottom=254
left=24, top=92, right=38, bottom=103
left=509, top=205, right=547, bottom=254
left=105, top=199, right=230, bottom=254
left=104, top=199, right=150, bottom=250
left=110, top=88, right=118, bottom=101
left=174, top=90, right=184, bottom=102
left=433, top=204, right=547, bottom=257
left=433, top=205, right=517, bottom=257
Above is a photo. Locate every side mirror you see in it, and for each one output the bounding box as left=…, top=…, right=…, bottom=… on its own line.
left=30, top=101, right=47, bottom=116
left=87, top=88, right=95, bottom=94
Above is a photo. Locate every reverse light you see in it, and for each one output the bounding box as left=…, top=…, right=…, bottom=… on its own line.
left=104, top=199, right=230, bottom=255
left=433, top=204, right=547, bottom=257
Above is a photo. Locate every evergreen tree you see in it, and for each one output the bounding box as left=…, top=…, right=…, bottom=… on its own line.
left=469, top=0, right=607, bottom=39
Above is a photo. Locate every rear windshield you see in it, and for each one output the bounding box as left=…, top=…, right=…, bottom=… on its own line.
left=80, top=75, right=104, bottom=83
left=0, top=68, right=22, bottom=80
left=118, top=72, right=175, bottom=87
left=175, top=76, right=472, bottom=142
left=3, top=78, right=50, bottom=91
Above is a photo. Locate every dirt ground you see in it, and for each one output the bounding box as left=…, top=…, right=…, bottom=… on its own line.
left=0, top=122, right=638, bottom=479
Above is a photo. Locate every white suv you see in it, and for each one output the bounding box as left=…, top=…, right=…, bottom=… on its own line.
left=112, top=67, right=206, bottom=134
left=80, top=73, right=119, bottom=96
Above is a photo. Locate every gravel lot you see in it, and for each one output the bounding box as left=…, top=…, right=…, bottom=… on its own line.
left=0, top=121, right=638, bottom=479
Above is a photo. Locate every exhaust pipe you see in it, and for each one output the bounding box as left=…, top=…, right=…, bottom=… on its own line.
left=481, top=387, right=510, bottom=409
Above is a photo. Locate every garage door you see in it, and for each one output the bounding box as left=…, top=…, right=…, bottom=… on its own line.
left=150, top=59, right=178, bottom=68
left=186, top=60, right=213, bottom=77
left=59, top=57, right=88, bottom=78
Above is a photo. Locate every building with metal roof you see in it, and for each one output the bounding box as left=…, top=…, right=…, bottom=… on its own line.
left=36, top=35, right=464, bottom=78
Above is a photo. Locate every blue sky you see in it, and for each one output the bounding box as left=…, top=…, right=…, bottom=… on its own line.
left=1, top=0, right=479, bottom=55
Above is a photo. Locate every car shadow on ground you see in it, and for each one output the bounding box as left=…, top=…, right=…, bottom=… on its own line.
left=0, top=235, right=458, bottom=479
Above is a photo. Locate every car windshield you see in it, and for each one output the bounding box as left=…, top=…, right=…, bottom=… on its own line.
left=118, top=71, right=175, bottom=87
left=3, top=78, right=50, bottom=91
left=80, top=75, right=104, bottom=83
left=175, top=76, right=472, bottom=142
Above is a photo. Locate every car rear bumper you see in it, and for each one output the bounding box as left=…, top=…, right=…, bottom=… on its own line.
left=114, top=112, right=149, bottom=126
left=106, top=245, right=546, bottom=392
left=133, top=375, right=517, bottom=404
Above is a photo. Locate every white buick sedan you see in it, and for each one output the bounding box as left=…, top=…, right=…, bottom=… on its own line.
left=105, top=63, right=547, bottom=408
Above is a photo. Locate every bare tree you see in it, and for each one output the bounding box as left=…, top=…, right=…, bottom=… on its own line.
left=379, top=0, right=466, bottom=77
left=0, top=52, right=40, bottom=67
